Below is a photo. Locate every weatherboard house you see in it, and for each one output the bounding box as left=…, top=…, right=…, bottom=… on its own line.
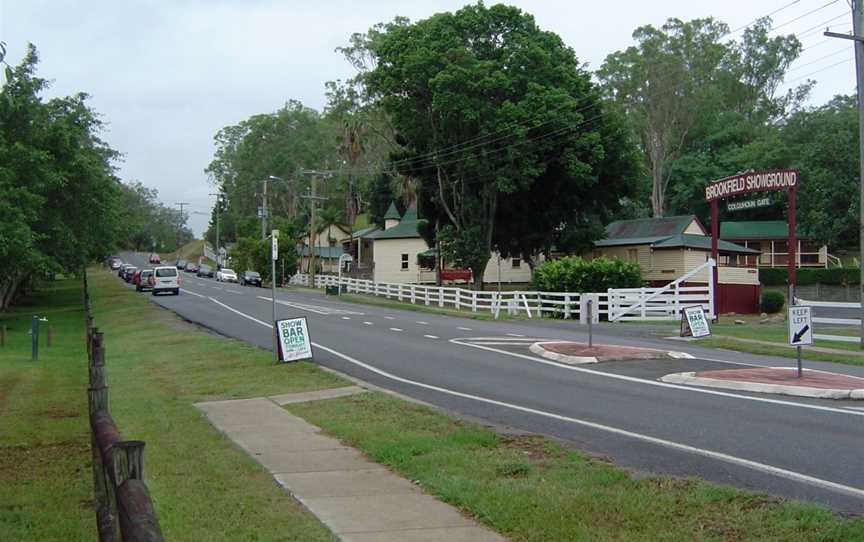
left=719, top=221, right=834, bottom=269
left=343, top=202, right=532, bottom=285
left=591, top=216, right=761, bottom=314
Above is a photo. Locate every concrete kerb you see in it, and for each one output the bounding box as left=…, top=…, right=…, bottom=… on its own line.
left=529, top=341, right=694, bottom=365
left=661, top=371, right=864, bottom=400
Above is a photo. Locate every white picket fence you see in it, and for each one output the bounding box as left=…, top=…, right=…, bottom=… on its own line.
left=795, top=298, right=860, bottom=343
left=290, top=266, right=714, bottom=323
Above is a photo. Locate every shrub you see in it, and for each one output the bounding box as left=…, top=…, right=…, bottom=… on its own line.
left=532, top=256, right=642, bottom=293
left=760, top=291, right=785, bottom=313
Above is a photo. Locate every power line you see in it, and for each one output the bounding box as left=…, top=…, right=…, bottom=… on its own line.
left=766, top=0, right=842, bottom=34
left=727, top=0, right=806, bottom=35
left=786, top=46, right=850, bottom=70
left=783, top=56, right=853, bottom=84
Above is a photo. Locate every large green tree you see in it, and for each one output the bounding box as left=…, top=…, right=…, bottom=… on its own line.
left=598, top=18, right=805, bottom=217
left=0, top=45, right=121, bottom=309
left=358, top=2, right=638, bottom=287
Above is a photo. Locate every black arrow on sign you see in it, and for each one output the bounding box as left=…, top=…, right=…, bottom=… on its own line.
left=793, top=325, right=810, bottom=343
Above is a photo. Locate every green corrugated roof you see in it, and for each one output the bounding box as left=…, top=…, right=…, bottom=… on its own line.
left=368, top=206, right=424, bottom=240
left=352, top=226, right=380, bottom=238
left=720, top=221, right=807, bottom=240
left=383, top=201, right=401, bottom=220
left=595, top=236, right=669, bottom=247
left=299, top=246, right=345, bottom=258
left=651, top=234, right=759, bottom=254
left=604, top=215, right=701, bottom=241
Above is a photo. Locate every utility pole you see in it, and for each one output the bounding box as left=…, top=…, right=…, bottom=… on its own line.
left=175, top=202, right=190, bottom=251
left=260, top=180, right=269, bottom=240
left=825, top=0, right=864, bottom=347
left=299, top=170, right=330, bottom=286
left=209, top=193, right=221, bottom=267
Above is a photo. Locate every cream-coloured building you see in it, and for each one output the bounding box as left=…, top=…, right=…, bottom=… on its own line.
left=299, top=223, right=351, bottom=274
left=342, top=202, right=532, bottom=285
left=592, top=215, right=761, bottom=313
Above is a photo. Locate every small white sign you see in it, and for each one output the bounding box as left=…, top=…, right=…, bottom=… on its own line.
left=276, top=317, right=312, bottom=362
left=272, top=236, right=278, bottom=260
left=683, top=306, right=711, bottom=338
left=788, top=306, right=813, bottom=346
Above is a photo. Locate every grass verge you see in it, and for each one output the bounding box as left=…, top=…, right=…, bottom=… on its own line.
left=695, top=337, right=864, bottom=367
left=288, top=392, right=864, bottom=542
left=0, top=270, right=344, bottom=541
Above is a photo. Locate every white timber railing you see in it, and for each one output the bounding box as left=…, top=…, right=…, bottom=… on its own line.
left=289, top=271, right=712, bottom=323
left=794, top=298, right=860, bottom=343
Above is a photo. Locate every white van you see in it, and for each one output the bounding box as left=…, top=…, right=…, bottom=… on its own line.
left=150, top=266, right=180, bottom=296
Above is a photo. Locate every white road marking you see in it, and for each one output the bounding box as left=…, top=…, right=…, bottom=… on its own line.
left=385, top=316, right=395, bottom=320
left=256, top=296, right=365, bottom=316
left=363, top=321, right=373, bottom=326
left=416, top=321, right=429, bottom=325
left=390, top=327, right=403, bottom=332
left=506, top=333, right=525, bottom=337
left=457, top=326, right=473, bottom=331
left=211, top=286, right=222, bottom=290
left=180, top=288, right=206, bottom=298
left=198, top=299, right=864, bottom=499
left=424, top=335, right=440, bottom=339
left=341, top=316, right=351, bottom=320
left=226, top=289, right=242, bottom=294
left=451, top=338, right=864, bottom=418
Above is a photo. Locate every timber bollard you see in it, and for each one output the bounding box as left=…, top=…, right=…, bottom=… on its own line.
left=31, top=315, right=39, bottom=361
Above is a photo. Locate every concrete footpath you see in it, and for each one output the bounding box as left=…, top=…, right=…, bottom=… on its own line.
left=196, top=387, right=506, bottom=542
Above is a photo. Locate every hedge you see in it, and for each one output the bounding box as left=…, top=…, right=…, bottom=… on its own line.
left=760, top=291, right=785, bottom=313
left=532, top=256, right=642, bottom=293
left=759, top=268, right=859, bottom=287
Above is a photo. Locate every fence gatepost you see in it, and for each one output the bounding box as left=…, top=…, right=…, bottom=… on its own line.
left=471, top=291, right=477, bottom=312
left=455, top=289, right=461, bottom=310
left=438, top=288, right=444, bottom=308
left=410, top=285, right=416, bottom=304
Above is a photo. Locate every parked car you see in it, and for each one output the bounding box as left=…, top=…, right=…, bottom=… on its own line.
left=176, top=259, right=187, bottom=270
left=109, top=257, right=122, bottom=270
left=185, top=262, right=198, bottom=273
left=131, top=269, right=143, bottom=286
left=216, top=268, right=237, bottom=282
left=148, top=253, right=161, bottom=264
left=136, top=269, right=154, bottom=292
left=196, top=264, right=214, bottom=278
left=239, top=271, right=262, bottom=287
left=150, top=266, right=180, bottom=296
left=123, top=266, right=138, bottom=283
left=118, top=264, right=130, bottom=278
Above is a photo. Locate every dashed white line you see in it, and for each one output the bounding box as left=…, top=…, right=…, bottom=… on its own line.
left=226, top=289, right=242, bottom=294
left=389, top=327, right=403, bottom=332
left=457, top=326, right=473, bottom=331
left=424, top=334, right=439, bottom=339
left=363, top=321, right=374, bottom=326
left=416, top=321, right=429, bottom=325
left=179, top=288, right=206, bottom=298
left=385, top=316, right=395, bottom=320
left=194, top=297, right=864, bottom=499
left=211, top=286, right=222, bottom=290
left=341, top=316, right=351, bottom=320
left=506, top=333, right=525, bottom=337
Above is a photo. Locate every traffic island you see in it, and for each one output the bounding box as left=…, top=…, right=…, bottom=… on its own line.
left=529, top=341, right=693, bottom=364
left=660, top=367, right=864, bottom=400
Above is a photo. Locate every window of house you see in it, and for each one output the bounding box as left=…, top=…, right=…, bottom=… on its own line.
left=401, top=253, right=409, bottom=270
left=512, top=258, right=521, bottom=269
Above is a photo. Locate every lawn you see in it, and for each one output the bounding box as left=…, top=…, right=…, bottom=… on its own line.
left=288, top=392, right=864, bottom=542
left=3, top=271, right=864, bottom=541
left=0, top=271, right=343, bottom=541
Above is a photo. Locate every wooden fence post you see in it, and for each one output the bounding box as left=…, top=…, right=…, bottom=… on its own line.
left=112, top=441, right=146, bottom=485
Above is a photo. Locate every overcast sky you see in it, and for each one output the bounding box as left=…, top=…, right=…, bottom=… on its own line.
left=2, top=0, right=858, bottom=236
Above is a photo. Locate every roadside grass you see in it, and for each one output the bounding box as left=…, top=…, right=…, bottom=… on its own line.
left=695, top=337, right=864, bottom=367
left=288, top=392, right=864, bottom=542
left=158, top=239, right=206, bottom=264
left=0, top=270, right=343, bottom=541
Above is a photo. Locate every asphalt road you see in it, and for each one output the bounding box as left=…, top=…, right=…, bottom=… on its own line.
left=120, top=253, right=864, bottom=513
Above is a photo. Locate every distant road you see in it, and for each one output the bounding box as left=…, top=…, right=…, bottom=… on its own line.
left=122, top=252, right=864, bottom=513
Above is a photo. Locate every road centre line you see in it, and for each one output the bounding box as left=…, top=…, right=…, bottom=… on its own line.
left=179, top=288, right=206, bottom=298
left=450, top=339, right=864, bottom=418
left=256, top=296, right=329, bottom=315
left=416, top=321, right=429, bottom=325
left=457, top=327, right=473, bottom=331
left=203, top=297, right=864, bottom=500
left=424, top=335, right=440, bottom=339
left=390, top=328, right=403, bottom=332
left=506, top=333, right=525, bottom=337
left=342, top=317, right=351, bottom=320
left=363, top=321, right=373, bottom=325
